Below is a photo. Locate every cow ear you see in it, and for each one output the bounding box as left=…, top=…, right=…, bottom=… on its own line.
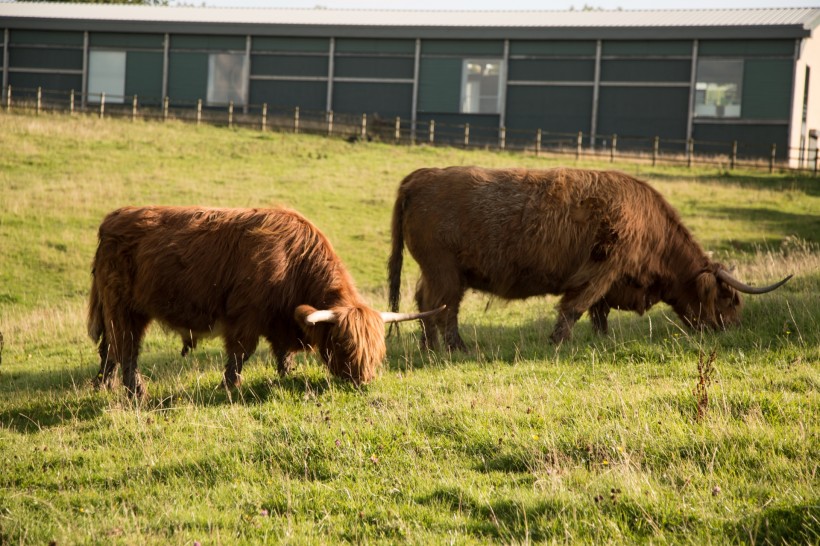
left=295, top=305, right=339, bottom=331
left=295, top=305, right=319, bottom=331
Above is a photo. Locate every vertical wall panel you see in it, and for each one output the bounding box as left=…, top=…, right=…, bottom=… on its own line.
left=597, top=87, right=689, bottom=140
left=168, top=52, right=208, bottom=104
left=249, top=80, right=326, bottom=111
left=333, top=82, right=412, bottom=118
left=505, top=85, right=593, bottom=134
left=742, top=59, right=793, bottom=120
left=418, top=57, right=461, bottom=113
left=126, top=51, right=163, bottom=103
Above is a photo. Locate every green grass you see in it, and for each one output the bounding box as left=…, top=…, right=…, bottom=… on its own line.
left=0, top=111, right=818, bottom=544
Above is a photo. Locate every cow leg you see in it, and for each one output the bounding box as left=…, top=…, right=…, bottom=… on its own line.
left=107, top=313, right=150, bottom=400
left=415, top=275, right=467, bottom=351
left=93, top=331, right=118, bottom=390
left=180, top=333, right=197, bottom=357
left=223, top=335, right=259, bottom=388
left=551, top=278, right=616, bottom=343
left=415, top=280, right=440, bottom=350
left=274, top=348, right=295, bottom=377
left=266, top=326, right=299, bottom=377
left=589, top=300, right=610, bottom=335
left=440, top=297, right=467, bottom=351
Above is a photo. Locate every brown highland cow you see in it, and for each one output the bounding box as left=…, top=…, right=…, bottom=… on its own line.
left=88, top=206, right=438, bottom=399
left=388, top=166, right=791, bottom=349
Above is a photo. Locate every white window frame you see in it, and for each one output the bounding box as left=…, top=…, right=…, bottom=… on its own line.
left=207, top=53, right=248, bottom=107
left=460, top=58, right=504, bottom=115
left=88, top=50, right=126, bottom=104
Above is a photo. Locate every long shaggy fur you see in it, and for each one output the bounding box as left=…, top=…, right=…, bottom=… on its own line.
left=388, top=166, right=745, bottom=347
left=88, top=206, right=386, bottom=398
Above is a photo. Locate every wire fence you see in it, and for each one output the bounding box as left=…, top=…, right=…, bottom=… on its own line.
left=4, top=85, right=819, bottom=176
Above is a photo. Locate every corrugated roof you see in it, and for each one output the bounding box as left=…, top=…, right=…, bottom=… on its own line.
left=2, top=3, right=818, bottom=40
left=1, top=4, right=818, bottom=28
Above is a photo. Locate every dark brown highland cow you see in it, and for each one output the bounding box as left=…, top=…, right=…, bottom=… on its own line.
left=388, top=166, right=791, bottom=349
left=88, top=206, right=438, bottom=399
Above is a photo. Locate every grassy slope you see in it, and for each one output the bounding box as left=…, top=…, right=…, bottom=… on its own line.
left=0, top=112, right=818, bottom=544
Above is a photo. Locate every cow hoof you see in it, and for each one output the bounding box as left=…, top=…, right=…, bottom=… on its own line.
left=93, top=373, right=114, bottom=391
left=222, top=375, right=242, bottom=389
left=125, top=380, right=147, bottom=401
left=277, top=356, right=295, bottom=377
left=550, top=331, right=571, bottom=344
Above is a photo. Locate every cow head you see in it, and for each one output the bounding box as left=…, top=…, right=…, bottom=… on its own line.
left=295, top=304, right=445, bottom=385
left=673, top=264, right=791, bottom=330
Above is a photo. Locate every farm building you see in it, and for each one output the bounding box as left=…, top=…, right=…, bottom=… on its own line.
left=1, top=4, right=819, bottom=165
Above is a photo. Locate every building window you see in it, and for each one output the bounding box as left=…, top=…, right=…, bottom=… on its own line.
left=694, top=59, right=743, bottom=118
left=88, top=51, right=126, bottom=104
left=207, top=53, right=247, bottom=106
left=461, top=59, right=503, bottom=114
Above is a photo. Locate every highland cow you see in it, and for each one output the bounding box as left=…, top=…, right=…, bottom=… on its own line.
left=388, top=166, right=791, bottom=348
left=88, top=206, right=438, bottom=399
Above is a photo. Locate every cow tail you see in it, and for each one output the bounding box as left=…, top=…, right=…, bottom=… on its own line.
left=87, top=244, right=104, bottom=343
left=388, top=183, right=407, bottom=314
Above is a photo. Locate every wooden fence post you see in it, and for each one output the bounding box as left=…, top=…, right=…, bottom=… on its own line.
left=576, top=131, right=583, bottom=159
left=687, top=138, right=694, bottom=168
left=730, top=140, right=737, bottom=170
left=769, top=143, right=776, bottom=173
left=611, top=134, right=617, bottom=163
left=163, top=96, right=169, bottom=121
left=4, top=85, right=10, bottom=111
left=261, top=103, right=267, bottom=131
left=814, top=147, right=819, bottom=177
left=429, top=119, right=435, bottom=144
left=535, top=129, right=541, bottom=157
left=327, top=110, right=334, bottom=136
left=499, top=126, right=506, bottom=150
left=361, top=112, right=367, bottom=140
left=196, top=99, right=202, bottom=126
left=69, top=89, right=74, bottom=115
left=99, top=92, right=105, bottom=119
left=464, top=123, right=470, bottom=148
left=132, top=95, right=138, bottom=122
left=36, top=86, right=42, bottom=115
left=652, top=136, right=659, bottom=166
left=394, top=116, right=401, bottom=143
left=294, top=106, right=300, bottom=134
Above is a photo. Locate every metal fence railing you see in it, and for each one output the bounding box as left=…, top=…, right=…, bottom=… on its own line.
left=4, top=85, right=818, bottom=176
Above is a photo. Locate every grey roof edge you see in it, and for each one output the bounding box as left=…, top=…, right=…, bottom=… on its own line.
left=0, top=17, right=813, bottom=41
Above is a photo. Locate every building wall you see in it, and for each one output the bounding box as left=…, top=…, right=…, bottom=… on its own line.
left=789, top=27, right=820, bottom=167
left=0, top=25, right=805, bottom=159
left=692, top=39, right=795, bottom=159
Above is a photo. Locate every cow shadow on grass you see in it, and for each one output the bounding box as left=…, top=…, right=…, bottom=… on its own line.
left=0, top=391, right=106, bottom=434
left=416, top=485, right=695, bottom=541
left=727, top=502, right=820, bottom=545
left=0, top=348, right=349, bottom=433
left=147, top=371, right=342, bottom=411
left=384, top=293, right=811, bottom=375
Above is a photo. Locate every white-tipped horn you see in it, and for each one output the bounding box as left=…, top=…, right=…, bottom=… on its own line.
left=716, top=270, right=793, bottom=295
left=381, top=305, right=446, bottom=324
left=305, top=309, right=338, bottom=324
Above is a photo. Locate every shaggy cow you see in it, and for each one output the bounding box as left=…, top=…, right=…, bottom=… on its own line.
left=388, top=166, right=791, bottom=348
left=88, top=206, right=439, bottom=399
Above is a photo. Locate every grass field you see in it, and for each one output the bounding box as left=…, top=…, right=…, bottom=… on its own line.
left=0, top=112, right=818, bottom=544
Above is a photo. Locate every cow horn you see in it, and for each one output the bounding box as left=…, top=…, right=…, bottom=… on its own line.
left=304, top=309, right=338, bottom=324
left=716, top=270, right=793, bottom=295
left=381, top=305, right=446, bottom=324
